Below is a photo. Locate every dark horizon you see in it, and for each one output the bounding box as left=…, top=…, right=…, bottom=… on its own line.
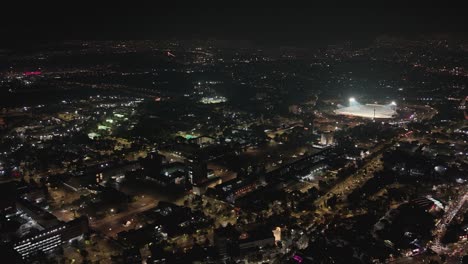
left=1, top=5, right=467, bottom=48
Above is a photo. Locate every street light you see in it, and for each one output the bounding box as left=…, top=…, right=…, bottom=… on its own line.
left=349, top=97, right=356, bottom=103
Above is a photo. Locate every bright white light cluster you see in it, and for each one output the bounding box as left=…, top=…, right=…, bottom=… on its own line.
left=335, top=98, right=396, bottom=119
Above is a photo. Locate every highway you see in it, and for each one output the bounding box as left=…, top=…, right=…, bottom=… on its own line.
left=429, top=184, right=468, bottom=254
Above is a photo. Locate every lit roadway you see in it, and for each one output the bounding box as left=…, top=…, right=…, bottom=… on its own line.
left=207, top=163, right=237, bottom=182
left=315, top=140, right=392, bottom=206
left=90, top=197, right=158, bottom=237
left=407, top=127, right=468, bottom=256
left=428, top=185, right=468, bottom=254
left=297, top=139, right=395, bottom=229
left=309, top=153, right=384, bottom=228
left=389, top=160, right=468, bottom=263
left=158, top=150, right=186, bottom=163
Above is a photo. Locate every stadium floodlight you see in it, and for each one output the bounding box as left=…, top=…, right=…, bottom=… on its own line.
left=335, top=102, right=396, bottom=119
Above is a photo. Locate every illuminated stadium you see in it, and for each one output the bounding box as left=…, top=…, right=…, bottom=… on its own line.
left=335, top=98, right=397, bottom=119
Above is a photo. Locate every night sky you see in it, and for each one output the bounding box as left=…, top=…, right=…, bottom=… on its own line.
left=1, top=4, right=467, bottom=47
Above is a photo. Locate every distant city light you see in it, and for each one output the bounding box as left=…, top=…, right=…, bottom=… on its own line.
left=24, top=71, right=41, bottom=76
left=200, top=96, right=227, bottom=104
